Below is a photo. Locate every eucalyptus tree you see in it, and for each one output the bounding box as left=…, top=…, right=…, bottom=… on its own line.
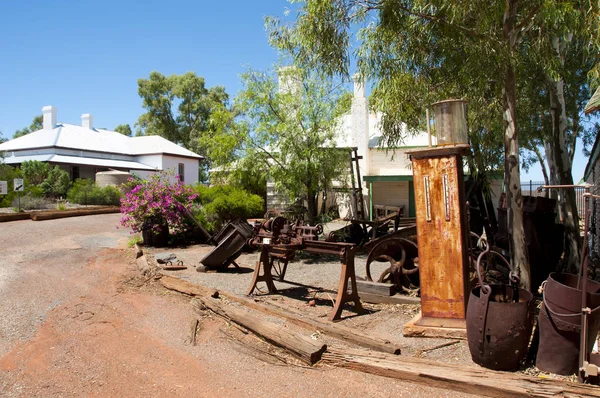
left=114, top=124, right=132, bottom=136
left=136, top=71, right=230, bottom=181
left=267, top=0, right=599, bottom=288
left=14, top=115, right=43, bottom=138
left=203, top=66, right=351, bottom=225
left=517, top=27, right=600, bottom=271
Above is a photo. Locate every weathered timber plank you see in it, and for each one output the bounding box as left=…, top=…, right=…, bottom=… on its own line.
left=0, top=213, right=31, bottom=222
left=323, top=347, right=600, bottom=398
left=356, top=280, right=395, bottom=296
left=194, top=296, right=326, bottom=365
left=31, top=207, right=120, bottom=221
left=261, top=299, right=401, bottom=355
left=159, top=274, right=214, bottom=296
left=159, top=275, right=401, bottom=355
left=359, top=292, right=420, bottom=305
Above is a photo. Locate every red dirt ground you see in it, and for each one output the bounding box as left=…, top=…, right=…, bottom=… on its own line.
left=0, top=215, right=475, bottom=397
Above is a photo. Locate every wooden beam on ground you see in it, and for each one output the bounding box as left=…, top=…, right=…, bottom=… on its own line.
left=356, top=280, right=396, bottom=296
left=0, top=213, right=31, bottom=222
left=159, top=274, right=215, bottom=296
left=194, top=296, right=326, bottom=365
left=323, top=347, right=600, bottom=398
left=359, top=292, right=420, bottom=305
left=262, top=299, right=401, bottom=355
left=31, top=206, right=120, bottom=221
left=159, top=274, right=401, bottom=355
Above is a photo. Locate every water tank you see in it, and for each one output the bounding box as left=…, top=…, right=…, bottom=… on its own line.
left=95, top=170, right=132, bottom=188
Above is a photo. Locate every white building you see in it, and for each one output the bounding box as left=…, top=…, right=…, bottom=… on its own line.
left=0, top=106, right=203, bottom=184
left=266, top=72, right=503, bottom=220
left=333, top=74, right=438, bottom=219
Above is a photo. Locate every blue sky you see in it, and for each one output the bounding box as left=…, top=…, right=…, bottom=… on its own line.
left=0, top=0, right=590, bottom=181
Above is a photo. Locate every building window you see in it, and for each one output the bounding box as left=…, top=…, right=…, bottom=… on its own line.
left=178, top=163, right=185, bottom=182
left=71, top=166, right=80, bottom=181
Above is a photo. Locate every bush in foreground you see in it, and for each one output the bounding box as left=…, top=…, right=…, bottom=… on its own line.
left=193, top=184, right=264, bottom=233
left=67, top=179, right=122, bottom=206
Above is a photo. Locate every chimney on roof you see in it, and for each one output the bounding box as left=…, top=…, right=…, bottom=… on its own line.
left=81, top=113, right=93, bottom=130
left=353, top=73, right=365, bottom=98
left=42, top=106, right=57, bottom=130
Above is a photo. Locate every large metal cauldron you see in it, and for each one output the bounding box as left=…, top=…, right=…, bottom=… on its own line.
left=467, top=284, right=534, bottom=370
left=466, top=238, right=535, bottom=370
left=536, top=272, right=600, bottom=375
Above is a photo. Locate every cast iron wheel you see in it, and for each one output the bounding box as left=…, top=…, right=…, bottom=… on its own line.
left=365, top=237, right=420, bottom=294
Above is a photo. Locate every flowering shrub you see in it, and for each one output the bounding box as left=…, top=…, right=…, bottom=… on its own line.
left=119, top=172, right=197, bottom=236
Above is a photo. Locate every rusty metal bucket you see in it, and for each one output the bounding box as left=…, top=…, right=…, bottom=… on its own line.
left=467, top=284, right=534, bottom=370
left=466, top=237, right=535, bottom=370
left=536, top=272, right=600, bottom=375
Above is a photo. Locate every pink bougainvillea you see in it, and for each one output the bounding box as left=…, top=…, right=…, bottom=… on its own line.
left=119, top=173, right=197, bottom=235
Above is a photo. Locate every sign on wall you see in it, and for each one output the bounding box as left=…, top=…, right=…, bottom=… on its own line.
left=14, top=178, right=24, bottom=192
left=0, top=181, right=7, bottom=195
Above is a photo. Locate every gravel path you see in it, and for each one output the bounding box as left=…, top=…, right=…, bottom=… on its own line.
left=0, top=214, right=478, bottom=397
left=148, top=244, right=475, bottom=364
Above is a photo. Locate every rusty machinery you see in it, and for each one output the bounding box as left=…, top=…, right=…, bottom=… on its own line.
left=247, top=216, right=363, bottom=322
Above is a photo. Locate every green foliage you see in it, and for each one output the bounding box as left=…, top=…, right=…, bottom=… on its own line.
left=21, top=160, right=50, bottom=186
left=67, top=179, right=122, bottom=205
left=135, top=71, right=232, bottom=181
left=0, top=164, right=22, bottom=207
left=114, top=124, right=133, bottom=136
left=39, top=166, right=71, bottom=199
left=127, top=235, right=143, bottom=248
left=193, top=184, right=264, bottom=232
left=13, top=115, right=43, bottom=138
left=205, top=66, right=349, bottom=224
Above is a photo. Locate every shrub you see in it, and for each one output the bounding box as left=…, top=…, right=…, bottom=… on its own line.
left=120, top=172, right=197, bottom=236
left=0, top=164, right=22, bottom=208
left=21, top=160, right=50, bottom=186
left=39, top=166, right=71, bottom=198
left=67, top=179, right=122, bottom=206
left=193, top=184, right=264, bottom=232
left=13, top=195, right=53, bottom=210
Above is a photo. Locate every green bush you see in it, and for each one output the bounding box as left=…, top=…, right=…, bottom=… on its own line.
left=21, top=160, right=50, bottom=186
left=13, top=195, right=53, bottom=210
left=193, top=184, right=264, bottom=233
left=0, top=164, right=23, bottom=208
left=39, top=166, right=71, bottom=198
left=67, top=179, right=122, bottom=205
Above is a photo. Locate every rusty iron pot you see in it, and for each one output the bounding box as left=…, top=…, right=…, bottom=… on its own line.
left=536, top=272, right=600, bottom=375
left=466, top=284, right=534, bottom=370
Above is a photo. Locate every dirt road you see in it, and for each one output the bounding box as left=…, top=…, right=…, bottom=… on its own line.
left=0, top=214, right=474, bottom=397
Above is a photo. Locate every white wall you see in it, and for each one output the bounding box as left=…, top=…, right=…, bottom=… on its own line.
left=161, top=154, right=199, bottom=184
left=371, top=181, right=410, bottom=211
left=132, top=154, right=199, bottom=184
left=369, top=149, right=413, bottom=176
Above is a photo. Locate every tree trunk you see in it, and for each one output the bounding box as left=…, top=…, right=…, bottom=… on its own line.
left=503, top=64, right=530, bottom=290
left=546, top=73, right=581, bottom=272
left=532, top=146, right=550, bottom=187
left=503, top=0, right=529, bottom=290
left=306, top=187, right=319, bottom=225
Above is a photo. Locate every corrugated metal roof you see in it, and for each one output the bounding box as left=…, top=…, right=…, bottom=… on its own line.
left=2, top=153, right=158, bottom=171
left=585, top=86, right=600, bottom=114
left=0, top=123, right=203, bottom=159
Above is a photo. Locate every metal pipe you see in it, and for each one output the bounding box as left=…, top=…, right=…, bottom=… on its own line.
left=578, top=186, right=591, bottom=382
left=537, top=183, right=593, bottom=191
